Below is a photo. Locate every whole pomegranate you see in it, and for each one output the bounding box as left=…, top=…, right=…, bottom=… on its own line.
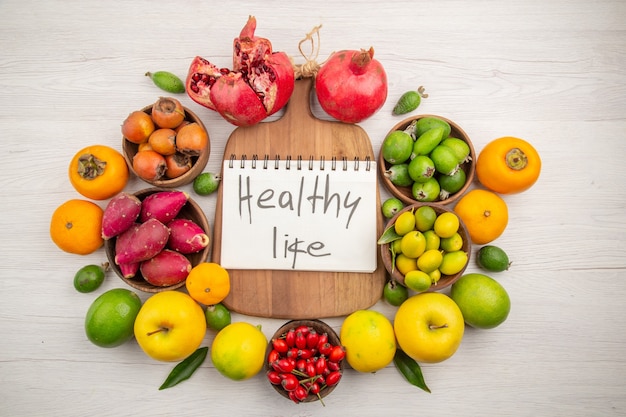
left=186, top=16, right=295, bottom=127
left=315, top=47, right=388, bottom=124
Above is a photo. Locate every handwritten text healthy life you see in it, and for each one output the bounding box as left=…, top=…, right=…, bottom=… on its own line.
left=220, top=159, right=377, bottom=273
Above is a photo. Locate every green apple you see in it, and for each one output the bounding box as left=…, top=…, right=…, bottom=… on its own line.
left=393, top=292, right=464, bottom=363
left=134, top=291, right=206, bottom=362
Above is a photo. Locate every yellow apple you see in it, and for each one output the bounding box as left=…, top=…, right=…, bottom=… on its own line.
left=393, top=292, right=464, bottom=363
left=134, top=291, right=206, bottom=362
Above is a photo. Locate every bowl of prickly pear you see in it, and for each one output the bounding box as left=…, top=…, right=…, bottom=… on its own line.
left=379, top=202, right=471, bottom=293
left=265, top=320, right=345, bottom=404
left=379, top=114, right=475, bottom=206
left=104, top=188, right=211, bottom=293
left=121, top=97, right=210, bottom=188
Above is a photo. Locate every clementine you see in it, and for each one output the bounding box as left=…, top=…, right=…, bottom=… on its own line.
left=453, top=189, right=508, bottom=245
left=185, top=262, right=230, bottom=306
left=50, top=199, right=104, bottom=255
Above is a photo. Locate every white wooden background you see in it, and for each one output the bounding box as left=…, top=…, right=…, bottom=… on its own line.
left=1, top=0, right=625, bottom=416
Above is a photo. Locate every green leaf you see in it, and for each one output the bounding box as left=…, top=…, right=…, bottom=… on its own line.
left=377, top=224, right=402, bottom=245
left=393, top=349, right=431, bottom=393
left=159, top=346, right=208, bottom=390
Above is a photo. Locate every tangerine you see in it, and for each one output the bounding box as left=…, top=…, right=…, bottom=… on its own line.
left=50, top=199, right=104, bottom=255
left=185, top=262, right=231, bottom=306
left=454, top=189, right=508, bottom=244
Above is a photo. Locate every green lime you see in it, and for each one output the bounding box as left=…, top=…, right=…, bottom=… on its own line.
left=439, top=251, right=468, bottom=275
left=414, top=205, right=437, bottom=232
left=450, top=273, right=511, bottom=329
left=433, top=212, right=460, bottom=238
left=383, top=280, right=409, bottom=306
left=411, top=178, right=440, bottom=202
left=415, top=117, right=451, bottom=139
left=205, top=303, right=232, bottom=331
left=394, top=211, right=416, bottom=235
left=477, top=245, right=511, bottom=272
left=403, top=270, right=432, bottom=292
left=408, top=155, right=436, bottom=183
left=382, top=130, right=414, bottom=164
left=400, top=230, right=426, bottom=258
left=85, top=288, right=142, bottom=348
left=74, top=263, right=108, bottom=293
left=440, top=232, right=464, bottom=252
left=193, top=172, right=221, bottom=196
left=384, top=163, right=413, bottom=187
left=438, top=169, right=467, bottom=200
left=430, top=145, right=460, bottom=175
left=381, top=197, right=405, bottom=219
left=441, top=137, right=471, bottom=163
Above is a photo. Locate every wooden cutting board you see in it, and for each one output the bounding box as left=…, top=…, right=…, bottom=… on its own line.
left=212, top=77, right=385, bottom=319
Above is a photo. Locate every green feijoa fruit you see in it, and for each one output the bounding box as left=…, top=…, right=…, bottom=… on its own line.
left=414, top=205, right=437, bottom=232
left=393, top=90, right=421, bottom=115
left=145, top=71, right=186, bottom=94
left=205, top=303, right=232, bottom=331
left=381, top=197, right=405, bottom=219
left=411, top=178, right=440, bottom=202
left=193, top=172, right=221, bottom=196
left=477, top=245, right=511, bottom=272
left=383, top=280, right=409, bottom=306
left=430, top=145, right=460, bottom=175
left=411, top=127, right=445, bottom=157
left=74, top=263, right=108, bottom=293
left=382, top=130, right=414, bottom=164
left=441, top=137, right=471, bottom=163
left=415, top=117, right=451, bottom=139
left=384, top=163, right=413, bottom=187
left=438, top=169, right=467, bottom=200
left=408, top=155, right=436, bottom=183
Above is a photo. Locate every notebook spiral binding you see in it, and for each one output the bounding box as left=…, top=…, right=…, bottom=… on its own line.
left=228, top=154, right=372, bottom=171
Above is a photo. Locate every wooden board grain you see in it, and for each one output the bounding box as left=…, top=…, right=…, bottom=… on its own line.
left=212, top=77, right=386, bottom=319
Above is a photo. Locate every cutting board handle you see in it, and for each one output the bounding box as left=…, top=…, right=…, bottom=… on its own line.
left=277, top=77, right=316, bottom=126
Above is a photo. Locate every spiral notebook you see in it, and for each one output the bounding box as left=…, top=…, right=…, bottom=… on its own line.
left=219, top=154, right=378, bottom=273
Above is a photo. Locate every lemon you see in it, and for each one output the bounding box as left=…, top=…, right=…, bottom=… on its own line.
left=394, top=211, right=416, bottom=235
left=429, top=268, right=441, bottom=284
left=340, top=310, right=396, bottom=373
left=450, top=273, right=511, bottom=329
left=400, top=230, right=426, bottom=258
left=85, top=288, right=142, bottom=348
left=423, top=230, right=441, bottom=251
left=395, top=253, right=418, bottom=275
left=440, top=232, right=464, bottom=252
left=439, top=250, right=468, bottom=275
left=404, top=270, right=432, bottom=292
left=211, top=322, right=267, bottom=381
left=433, top=212, right=460, bottom=238
left=417, top=249, right=443, bottom=273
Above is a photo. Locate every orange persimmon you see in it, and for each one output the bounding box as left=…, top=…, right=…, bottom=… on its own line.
left=69, top=145, right=129, bottom=200
left=476, top=137, right=541, bottom=194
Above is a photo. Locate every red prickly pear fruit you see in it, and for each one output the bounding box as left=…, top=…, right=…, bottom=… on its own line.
left=139, top=249, right=191, bottom=287
left=101, top=192, right=142, bottom=240
left=118, top=262, right=139, bottom=279
left=167, top=218, right=210, bottom=254
left=139, top=191, right=189, bottom=224
left=114, top=219, right=170, bottom=265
